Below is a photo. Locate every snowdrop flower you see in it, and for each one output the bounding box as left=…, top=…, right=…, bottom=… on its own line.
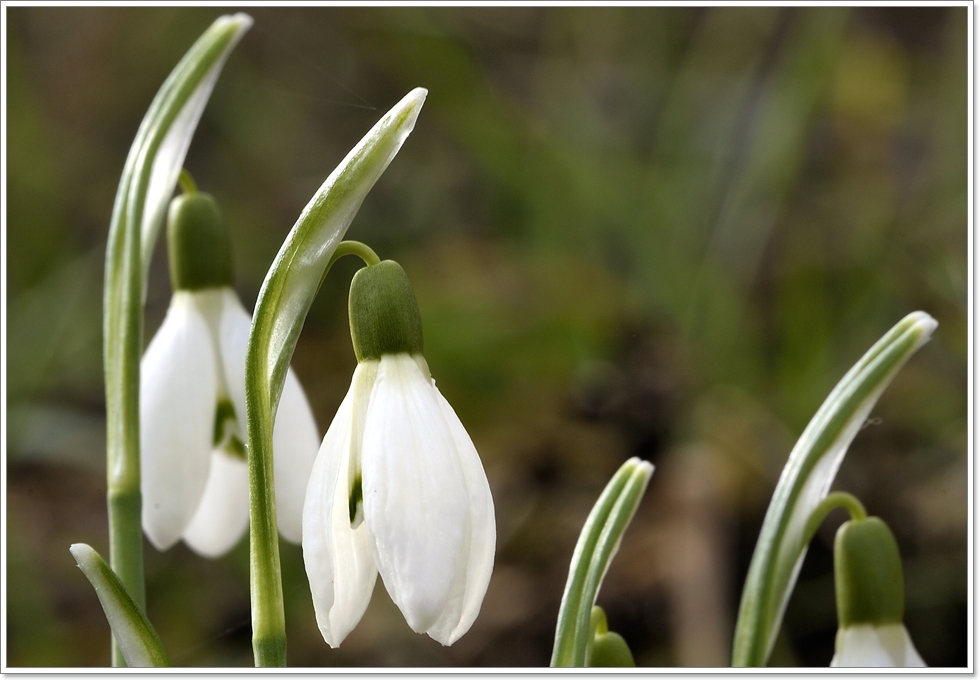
left=141, top=191, right=319, bottom=557
left=830, top=516, right=925, bottom=667
left=303, top=260, right=495, bottom=647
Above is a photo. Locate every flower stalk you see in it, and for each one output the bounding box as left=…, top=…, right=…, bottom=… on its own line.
left=244, top=89, right=426, bottom=666
left=101, top=14, right=250, bottom=666
left=731, top=312, right=937, bottom=667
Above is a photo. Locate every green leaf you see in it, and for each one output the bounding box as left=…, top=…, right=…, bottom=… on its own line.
left=69, top=544, right=170, bottom=667
left=242, top=88, right=426, bottom=667
left=551, top=457, right=654, bottom=667
left=731, top=312, right=937, bottom=667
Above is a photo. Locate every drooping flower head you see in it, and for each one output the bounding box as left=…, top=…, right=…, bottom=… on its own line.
left=303, top=260, right=495, bottom=647
left=141, top=190, right=320, bottom=557
left=831, top=516, right=925, bottom=667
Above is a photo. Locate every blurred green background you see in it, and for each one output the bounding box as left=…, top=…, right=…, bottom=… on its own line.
left=6, top=6, right=968, bottom=668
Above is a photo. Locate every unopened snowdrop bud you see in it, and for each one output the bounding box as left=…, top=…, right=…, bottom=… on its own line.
left=141, top=190, right=319, bottom=558
left=587, top=606, right=635, bottom=667
left=831, top=517, right=925, bottom=667
left=303, top=259, right=496, bottom=648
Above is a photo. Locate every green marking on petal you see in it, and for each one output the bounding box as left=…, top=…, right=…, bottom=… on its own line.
left=349, top=474, right=364, bottom=528
left=212, top=397, right=245, bottom=459
left=225, top=434, right=247, bottom=461
left=213, top=398, right=237, bottom=447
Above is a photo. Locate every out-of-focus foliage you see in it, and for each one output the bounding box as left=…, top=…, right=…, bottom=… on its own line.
left=6, top=6, right=967, bottom=667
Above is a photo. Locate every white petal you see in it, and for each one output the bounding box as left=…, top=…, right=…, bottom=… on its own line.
left=361, top=355, right=469, bottom=635
left=215, top=289, right=250, bottom=424
left=876, top=624, right=927, bottom=667
left=272, top=367, right=320, bottom=543
left=139, top=14, right=253, bottom=275
left=140, top=292, right=217, bottom=550
left=425, top=382, right=496, bottom=645
left=346, top=360, right=379, bottom=527
left=182, top=450, right=249, bottom=558
left=302, top=383, right=378, bottom=647
left=900, top=630, right=927, bottom=667
left=831, top=624, right=927, bottom=668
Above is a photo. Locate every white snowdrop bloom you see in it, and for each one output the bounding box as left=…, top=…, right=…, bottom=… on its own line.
left=303, top=260, right=495, bottom=647
left=140, top=192, right=319, bottom=557
left=830, top=516, right=926, bottom=668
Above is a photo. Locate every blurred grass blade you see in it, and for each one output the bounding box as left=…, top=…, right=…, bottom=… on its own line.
left=102, top=14, right=251, bottom=667
left=551, top=457, right=653, bottom=667
left=70, top=544, right=170, bottom=667
left=243, top=88, right=426, bottom=667
left=731, top=311, right=938, bottom=667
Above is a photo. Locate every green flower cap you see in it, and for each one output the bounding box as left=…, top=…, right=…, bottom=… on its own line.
left=167, top=192, right=234, bottom=291
left=834, top=517, right=905, bottom=627
left=348, top=260, right=423, bottom=361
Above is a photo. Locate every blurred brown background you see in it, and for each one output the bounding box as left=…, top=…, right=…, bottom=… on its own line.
left=5, top=6, right=968, bottom=667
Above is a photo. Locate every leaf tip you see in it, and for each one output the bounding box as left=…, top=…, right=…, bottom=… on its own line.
left=393, top=87, right=428, bottom=133
left=625, top=457, right=655, bottom=482
left=406, top=87, right=428, bottom=107
left=906, top=311, right=938, bottom=344
left=69, top=543, right=95, bottom=565
left=219, top=12, right=254, bottom=33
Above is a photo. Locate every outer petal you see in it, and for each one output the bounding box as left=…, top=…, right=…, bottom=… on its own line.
left=272, top=367, right=320, bottom=543
left=140, top=292, right=217, bottom=550
left=361, top=355, right=469, bottom=635
left=425, top=381, right=496, bottom=645
left=302, top=382, right=378, bottom=647
left=215, top=289, right=250, bottom=428
left=182, top=450, right=250, bottom=558
left=831, top=624, right=927, bottom=667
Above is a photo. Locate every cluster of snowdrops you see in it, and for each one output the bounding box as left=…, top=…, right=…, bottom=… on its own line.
left=71, top=14, right=933, bottom=668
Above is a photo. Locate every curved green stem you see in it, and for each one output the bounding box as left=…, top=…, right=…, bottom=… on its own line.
left=316, top=241, right=381, bottom=295
left=329, top=240, right=381, bottom=268
left=801, top=492, right=867, bottom=549
left=178, top=169, right=198, bottom=195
